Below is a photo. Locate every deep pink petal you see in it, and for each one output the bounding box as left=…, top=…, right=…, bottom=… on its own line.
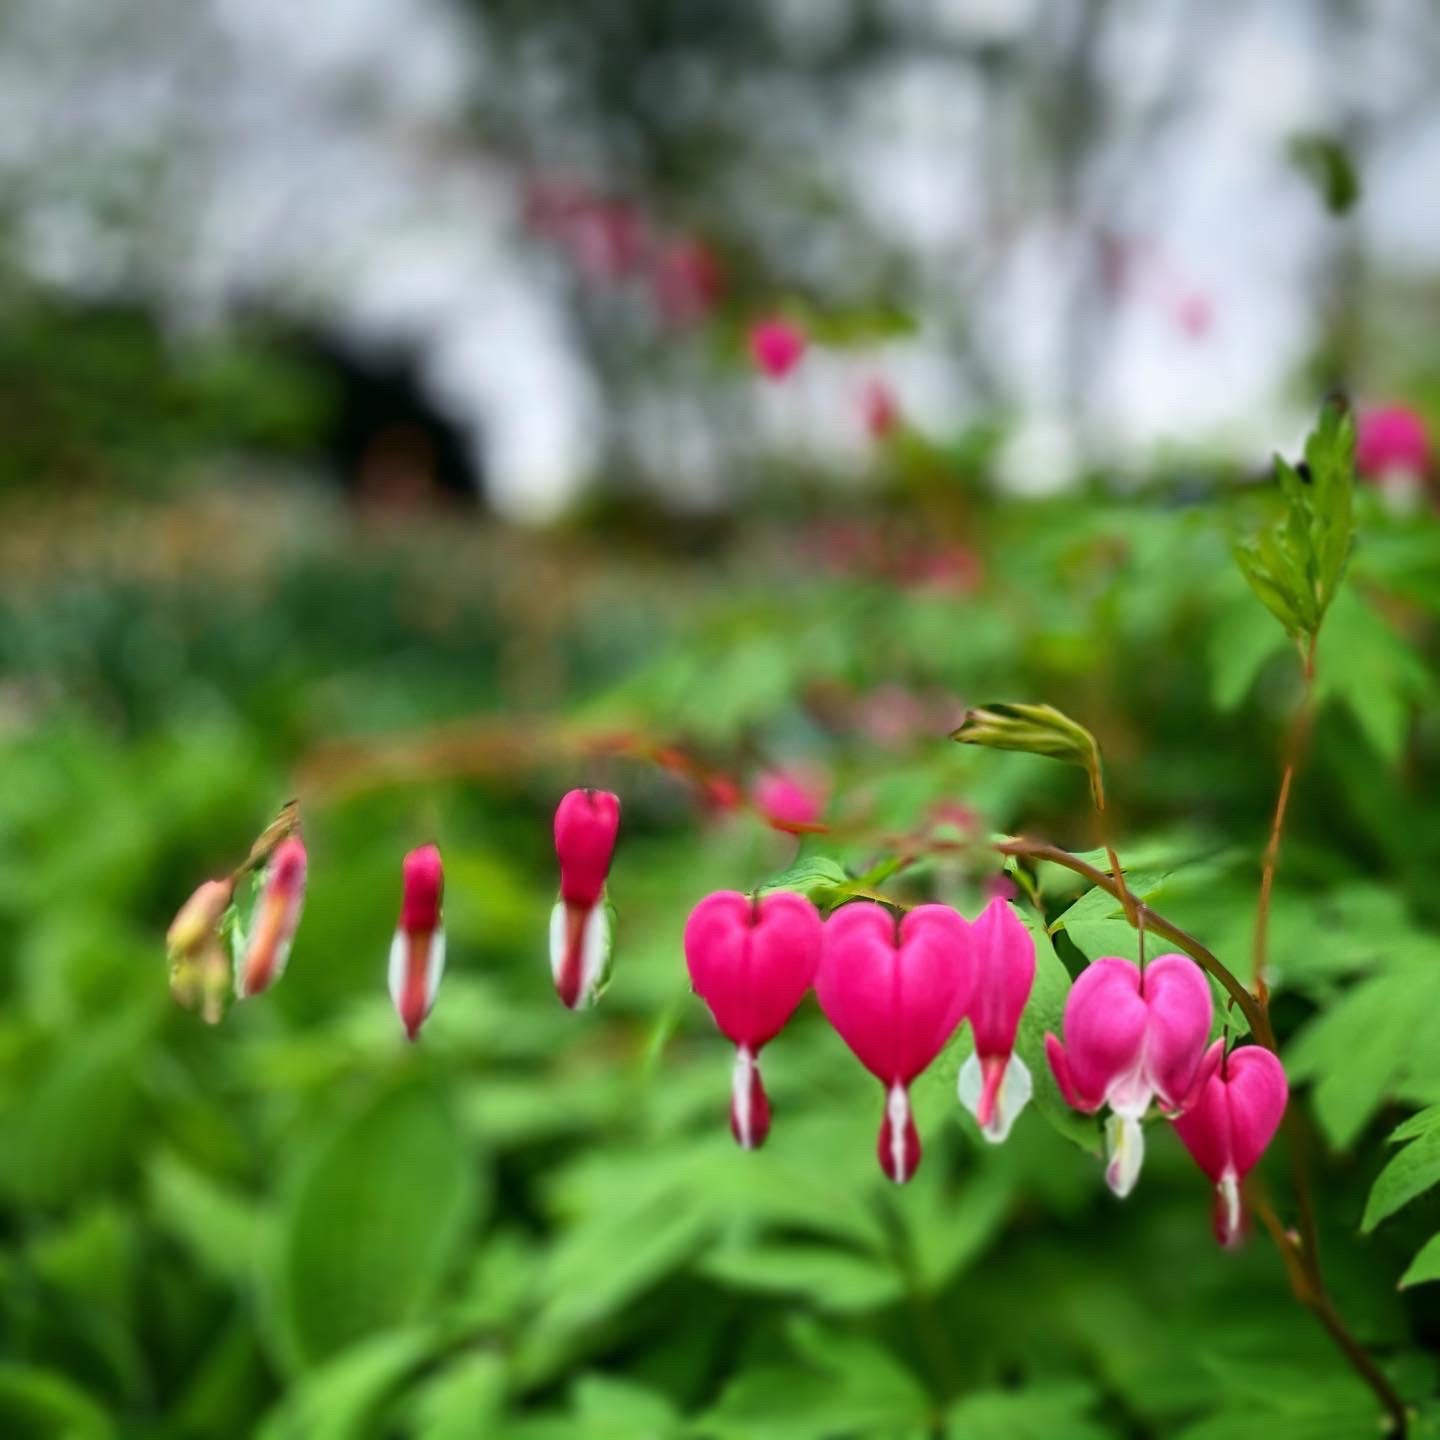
left=1225, top=1047, right=1289, bottom=1177
left=1045, top=1034, right=1088, bottom=1112
left=966, top=897, right=1035, bottom=1060
left=1139, top=954, right=1214, bottom=1108
left=1061, top=957, right=1146, bottom=1110
left=554, top=789, right=620, bottom=907
left=684, top=890, right=821, bottom=1050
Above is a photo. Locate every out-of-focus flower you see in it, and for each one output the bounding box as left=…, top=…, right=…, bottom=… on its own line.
left=749, top=318, right=806, bottom=379
left=1174, top=292, right=1214, bottom=340
left=1172, top=1045, right=1288, bottom=1247
left=237, top=837, right=308, bottom=998
left=1357, top=406, right=1431, bottom=482
left=957, top=898, right=1035, bottom=1143
left=816, top=902, right=973, bottom=1182
left=551, top=788, right=621, bottom=1009
left=685, top=890, right=823, bottom=1149
left=653, top=237, right=723, bottom=326
left=389, top=844, right=445, bottom=1042
left=862, top=379, right=900, bottom=439
left=753, top=768, right=827, bottom=831
left=167, top=877, right=234, bottom=1020
left=1045, top=955, right=1220, bottom=1197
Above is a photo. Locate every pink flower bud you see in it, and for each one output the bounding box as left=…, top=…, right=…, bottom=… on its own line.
left=551, top=789, right=621, bottom=1010
left=389, top=844, right=445, bottom=1042
left=748, top=318, right=806, bottom=380
left=684, top=890, right=822, bottom=1150
left=862, top=379, right=900, bottom=439
left=1045, top=954, right=1221, bottom=1197
left=167, top=878, right=234, bottom=962
left=237, top=837, right=307, bottom=998
left=816, top=902, right=973, bottom=1183
left=1172, top=1046, right=1288, bottom=1248
left=957, top=898, right=1035, bottom=1144
left=753, top=768, right=826, bottom=832
left=554, top=789, right=620, bottom=908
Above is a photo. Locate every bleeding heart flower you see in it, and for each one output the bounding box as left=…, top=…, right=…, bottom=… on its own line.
left=684, top=890, right=823, bottom=1149
left=1045, top=954, right=1221, bottom=1198
left=957, top=898, right=1035, bottom=1144
left=551, top=788, right=621, bottom=1010
left=749, top=318, right=806, bottom=379
left=816, top=902, right=973, bottom=1183
left=388, top=844, right=445, bottom=1042
left=167, top=877, right=235, bottom=1021
left=237, top=837, right=307, bottom=998
left=753, top=768, right=826, bottom=831
left=1172, top=1045, right=1288, bottom=1248
left=1357, top=405, right=1430, bottom=479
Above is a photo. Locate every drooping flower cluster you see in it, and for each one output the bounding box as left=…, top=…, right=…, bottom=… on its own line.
left=683, top=887, right=1036, bottom=1182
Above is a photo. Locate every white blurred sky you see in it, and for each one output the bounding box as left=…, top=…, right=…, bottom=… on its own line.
left=2, top=0, right=1438, bottom=516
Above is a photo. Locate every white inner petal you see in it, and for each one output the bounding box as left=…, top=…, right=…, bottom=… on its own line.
left=887, top=1081, right=910, bottom=1183
left=387, top=928, right=407, bottom=1012
left=547, top=900, right=567, bottom=985
left=958, top=1052, right=1033, bottom=1145
left=1104, top=1113, right=1145, bottom=1199
left=1217, top=1171, right=1242, bottom=1247
left=732, top=1045, right=755, bottom=1149
left=426, top=929, right=446, bottom=1011
left=577, top=903, right=610, bottom=1006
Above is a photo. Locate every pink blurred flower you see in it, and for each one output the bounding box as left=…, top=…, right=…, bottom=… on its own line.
left=958, top=898, right=1036, bottom=1143
left=753, top=768, right=827, bottom=831
left=1174, top=292, right=1214, bottom=340
left=685, top=890, right=823, bottom=1149
left=237, top=837, right=307, bottom=998
left=749, top=318, right=806, bottom=379
left=1045, top=955, right=1221, bottom=1197
left=1356, top=406, right=1431, bottom=479
left=817, top=902, right=973, bottom=1182
left=551, top=788, right=621, bottom=1010
left=653, top=237, right=724, bottom=326
left=389, top=844, right=445, bottom=1042
left=1172, top=1046, right=1288, bottom=1248
left=862, top=379, right=900, bottom=439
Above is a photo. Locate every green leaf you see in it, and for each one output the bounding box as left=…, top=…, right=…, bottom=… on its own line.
left=148, top=1151, right=260, bottom=1285
left=758, top=856, right=850, bottom=905
left=1399, top=1233, right=1440, bottom=1290
left=1287, top=959, right=1440, bottom=1149
left=256, top=1328, right=437, bottom=1440
left=407, top=1352, right=507, bottom=1440
left=698, top=1243, right=904, bottom=1313
left=266, top=1079, right=477, bottom=1369
left=947, top=1382, right=1107, bottom=1440
left=1362, top=1113, right=1440, bottom=1231
left=572, top=1375, right=680, bottom=1435
left=0, top=1364, right=113, bottom=1440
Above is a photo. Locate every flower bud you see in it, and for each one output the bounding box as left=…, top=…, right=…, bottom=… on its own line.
left=956, top=898, right=1035, bottom=1144
left=753, top=768, right=826, bottom=832
left=236, top=837, right=307, bottom=998
left=551, top=789, right=621, bottom=1009
left=748, top=318, right=806, bottom=380
left=685, top=890, right=822, bottom=1149
left=816, top=902, right=973, bottom=1183
left=554, top=789, right=620, bottom=909
left=166, top=879, right=234, bottom=964
left=389, top=844, right=445, bottom=1041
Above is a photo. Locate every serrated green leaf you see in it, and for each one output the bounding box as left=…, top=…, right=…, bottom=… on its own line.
left=758, top=856, right=849, bottom=905
left=1362, top=1125, right=1440, bottom=1232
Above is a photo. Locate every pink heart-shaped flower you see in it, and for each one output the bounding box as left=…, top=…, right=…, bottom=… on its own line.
left=684, top=889, right=823, bottom=1149
left=816, top=902, right=973, bottom=1182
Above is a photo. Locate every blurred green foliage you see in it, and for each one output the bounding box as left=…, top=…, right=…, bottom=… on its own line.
left=1, top=456, right=1439, bottom=1439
